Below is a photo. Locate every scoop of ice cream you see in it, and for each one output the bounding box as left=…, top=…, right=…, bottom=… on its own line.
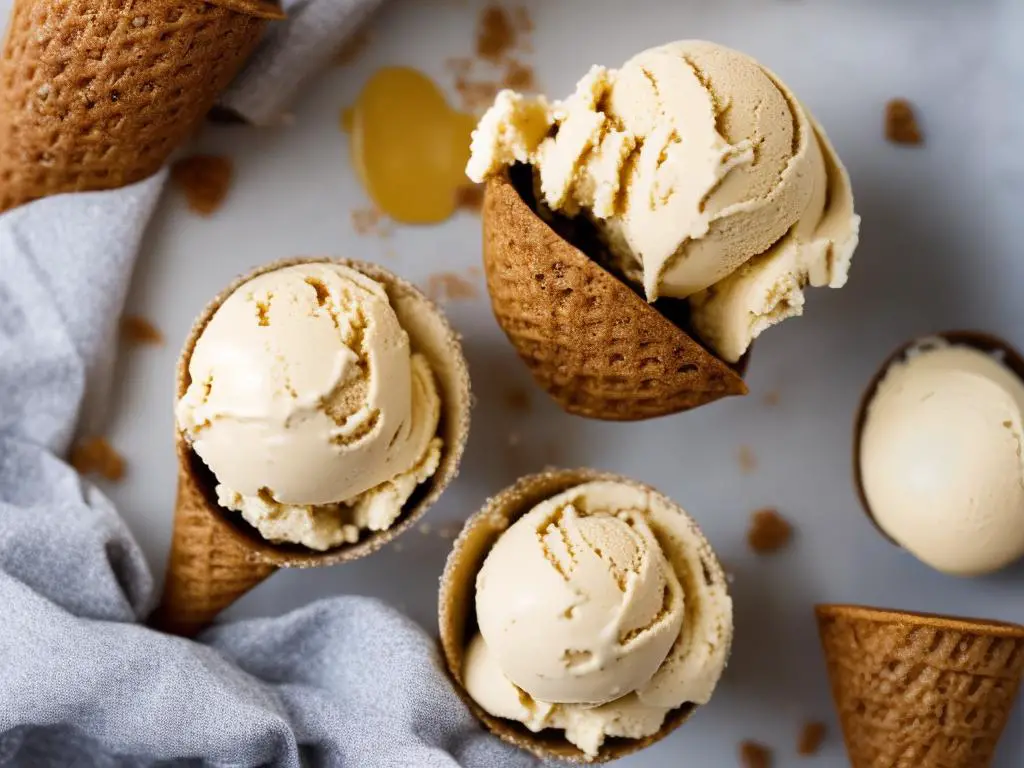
left=176, top=262, right=442, bottom=549
left=860, top=341, right=1024, bottom=576
left=475, top=483, right=685, bottom=706
left=464, top=479, right=732, bottom=757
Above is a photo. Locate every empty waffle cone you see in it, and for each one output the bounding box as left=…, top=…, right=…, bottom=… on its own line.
left=439, top=468, right=731, bottom=763
left=481, top=167, right=748, bottom=421
left=0, top=0, right=283, bottom=213
left=151, top=257, right=471, bottom=637
left=816, top=604, right=1024, bottom=768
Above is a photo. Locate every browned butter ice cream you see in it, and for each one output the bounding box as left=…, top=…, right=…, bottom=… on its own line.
left=461, top=480, right=732, bottom=757
left=467, top=40, right=859, bottom=363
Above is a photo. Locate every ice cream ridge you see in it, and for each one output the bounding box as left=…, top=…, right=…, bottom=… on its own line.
left=441, top=472, right=732, bottom=761
left=176, top=262, right=444, bottom=551
left=857, top=335, right=1024, bottom=576
left=469, top=40, right=859, bottom=418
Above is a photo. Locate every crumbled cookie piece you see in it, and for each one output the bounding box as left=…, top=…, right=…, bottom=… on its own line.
left=740, top=741, right=772, bottom=768
left=885, top=99, right=923, bottom=145
left=797, top=721, right=827, bottom=756
left=476, top=5, right=516, bottom=61
left=171, top=155, right=233, bottom=216
left=748, top=508, right=793, bottom=555
left=351, top=206, right=393, bottom=237
left=738, top=445, right=757, bottom=474
left=70, top=437, right=125, bottom=482
left=425, top=271, right=479, bottom=303
left=121, top=315, right=163, bottom=346
left=502, top=59, right=535, bottom=91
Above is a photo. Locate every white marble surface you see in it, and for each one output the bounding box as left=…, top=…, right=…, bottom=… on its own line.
left=10, top=0, right=1024, bottom=764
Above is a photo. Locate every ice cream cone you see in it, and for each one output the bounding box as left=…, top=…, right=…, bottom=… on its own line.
left=439, top=468, right=729, bottom=763
left=852, top=331, right=1024, bottom=544
left=0, top=0, right=283, bottom=213
left=481, top=166, right=748, bottom=422
left=816, top=604, right=1024, bottom=768
left=151, top=257, right=471, bottom=637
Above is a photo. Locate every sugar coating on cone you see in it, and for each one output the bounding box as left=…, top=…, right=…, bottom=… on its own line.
left=482, top=171, right=747, bottom=422
left=155, top=258, right=470, bottom=635
left=439, top=469, right=732, bottom=763
left=816, top=604, right=1024, bottom=768
left=0, top=0, right=270, bottom=212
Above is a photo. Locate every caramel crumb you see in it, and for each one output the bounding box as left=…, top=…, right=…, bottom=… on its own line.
left=70, top=437, right=125, bottom=482
left=748, top=508, right=793, bottom=555
left=885, top=99, right=923, bottom=145
left=121, top=315, right=163, bottom=346
left=502, top=59, right=535, bottom=91
left=797, top=721, right=827, bottom=756
left=740, top=741, right=772, bottom=768
left=426, top=271, right=479, bottom=303
left=351, top=206, right=392, bottom=237
left=504, top=387, right=531, bottom=412
left=738, top=445, right=757, bottom=474
left=171, top=155, right=233, bottom=216
left=476, top=5, right=515, bottom=61
left=455, top=184, right=484, bottom=213
left=762, top=390, right=780, bottom=407
left=334, top=29, right=371, bottom=66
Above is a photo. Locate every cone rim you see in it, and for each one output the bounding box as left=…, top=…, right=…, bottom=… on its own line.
left=816, top=603, right=1024, bottom=637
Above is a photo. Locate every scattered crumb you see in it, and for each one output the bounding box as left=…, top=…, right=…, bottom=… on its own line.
left=476, top=5, right=516, bottom=61
left=740, top=741, right=772, bottom=768
left=393, top=541, right=405, bottom=553
left=455, top=184, right=485, bottom=213
left=171, top=155, right=233, bottom=216
left=121, top=315, right=163, bottom=346
left=351, top=206, right=393, bottom=237
left=334, top=28, right=371, bottom=66
left=508, top=431, right=522, bottom=447
left=885, top=99, right=923, bottom=145
left=437, top=523, right=460, bottom=539
left=425, top=271, right=480, bottom=303
left=797, top=721, right=827, bottom=756
left=762, top=390, right=780, bottom=407
left=419, top=522, right=433, bottom=535
left=502, top=58, right=535, bottom=91
left=738, top=445, right=757, bottom=474
left=748, top=508, right=793, bottom=555
left=453, top=76, right=501, bottom=114
left=504, top=386, right=531, bottom=412
left=70, top=437, right=125, bottom=482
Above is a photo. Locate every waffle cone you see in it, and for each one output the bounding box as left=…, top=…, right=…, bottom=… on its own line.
left=0, top=0, right=282, bottom=213
left=152, top=257, right=471, bottom=636
left=439, top=468, right=730, bottom=763
left=481, top=168, right=748, bottom=421
left=816, top=604, right=1024, bottom=768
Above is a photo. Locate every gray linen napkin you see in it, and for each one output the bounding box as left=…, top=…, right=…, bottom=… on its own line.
left=0, top=2, right=535, bottom=765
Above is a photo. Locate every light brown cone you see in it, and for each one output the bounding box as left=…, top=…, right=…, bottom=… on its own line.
left=152, top=257, right=471, bottom=637
left=481, top=169, right=748, bottom=421
left=0, top=0, right=283, bottom=213
left=816, top=604, right=1024, bottom=768
left=439, top=469, right=728, bottom=763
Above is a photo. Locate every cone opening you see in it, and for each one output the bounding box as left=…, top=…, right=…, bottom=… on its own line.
left=505, top=164, right=751, bottom=379
left=852, top=330, right=1024, bottom=547
left=439, top=469, right=719, bottom=763
left=176, top=257, right=471, bottom=568
left=816, top=603, right=1024, bottom=636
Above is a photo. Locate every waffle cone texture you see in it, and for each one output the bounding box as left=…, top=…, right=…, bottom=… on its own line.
left=481, top=169, right=748, bottom=422
left=439, top=468, right=730, bottom=763
left=152, top=257, right=472, bottom=637
left=816, top=604, right=1024, bottom=768
left=0, top=0, right=282, bottom=212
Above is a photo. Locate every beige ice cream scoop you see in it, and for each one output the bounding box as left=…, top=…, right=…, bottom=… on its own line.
left=855, top=333, right=1024, bottom=576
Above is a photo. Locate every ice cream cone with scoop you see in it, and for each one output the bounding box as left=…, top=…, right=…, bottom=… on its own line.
left=470, top=40, right=860, bottom=420
left=151, top=258, right=471, bottom=637
left=439, top=469, right=732, bottom=763
left=816, top=604, right=1024, bottom=768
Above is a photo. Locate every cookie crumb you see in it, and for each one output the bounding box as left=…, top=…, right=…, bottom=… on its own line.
left=762, top=390, right=780, bottom=407
left=171, top=155, right=233, bottom=216
left=70, top=437, right=125, bottom=482
left=419, top=522, right=433, bottom=535
left=476, top=5, right=516, bottom=61
left=502, top=59, right=535, bottom=91
left=393, top=541, right=405, bottom=553
left=426, top=271, right=479, bottom=303
left=504, top=387, right=531, bottom=412
left=455, top=184, right=484, bottom=213
left=437, top=523, right=460, bottom=539
left=335, top=28, right=371, bottom=66
left=351, top=206, right=393, bottom=237
left=885, top=99, right=923, bottom=145
left=748, top=508, right=793, bottom=555
left=121, top=315, right=163, bottom=346
left=740, top=741, right=772, bottom=768
left=738, top=445, right=757, bottom=474
left=797, top=721, right=827, bottom=756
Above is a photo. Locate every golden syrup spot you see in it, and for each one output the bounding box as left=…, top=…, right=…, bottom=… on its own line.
left=343, top=67, right=476, bottom=225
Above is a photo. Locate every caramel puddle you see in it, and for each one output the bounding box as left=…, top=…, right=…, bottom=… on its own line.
left=343, top=67, right=477, bottom=225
